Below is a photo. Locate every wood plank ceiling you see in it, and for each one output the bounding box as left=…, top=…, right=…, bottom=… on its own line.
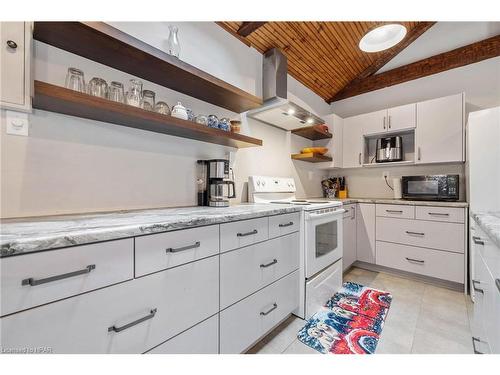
left=218, top=22, right=434, bottom=103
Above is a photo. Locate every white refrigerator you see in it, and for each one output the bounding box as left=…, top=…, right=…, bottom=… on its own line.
left=466, top=106, right=500, bottom=301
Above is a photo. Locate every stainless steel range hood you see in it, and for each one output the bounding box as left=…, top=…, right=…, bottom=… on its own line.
left=246, top=48, right=325, bottom=131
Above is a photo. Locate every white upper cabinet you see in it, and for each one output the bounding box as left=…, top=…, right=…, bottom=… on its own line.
left=416, top=93, right=464, bottom=164
left=387, top=103, right=416, bottom=132
left=0, top=22, right=32, bottom=112
left=359, top=109, right=387, bottom=136
left=342, top=113, right=364, bottom=168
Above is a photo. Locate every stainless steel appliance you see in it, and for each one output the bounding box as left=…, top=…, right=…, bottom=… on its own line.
left=197, top=159, right=235, bottom=207
left=248, top=175, right=344, bottom=319
left=402, top=174, right=459, bottom=201
left=246, top=49, right=325, bottom=130
left=376, top=136, right=403, bottom=163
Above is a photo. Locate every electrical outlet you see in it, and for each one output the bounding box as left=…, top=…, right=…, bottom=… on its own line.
left=5, top=111, right=29, bottom=136
left=382, top=171, right=389, bottom=180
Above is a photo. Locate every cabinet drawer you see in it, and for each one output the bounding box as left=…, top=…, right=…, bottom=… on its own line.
left=0, top=256, right=219, bottom=353
left=220, top=217, right=269, bottom=252
left=376, top=217, right=465, bottom=253
left=220, top=232, right=299, bottom=309
left=146, top=315, right=219, bottom=354
left=135, top=225, right=219, bottom=277
left=220, top=270, right=299, bottom=354
left=0, top=239, right=133, bottom=317
left=376, top=204, right=415, bottom=219
left=415, top=206, right=465, bottom=223
left=376, top=241, right=464, bottom=283
left=268, top=212, right=300, bottom=239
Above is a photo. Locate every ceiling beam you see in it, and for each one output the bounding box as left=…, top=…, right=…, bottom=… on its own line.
left=355, top=22, right=436, bottom=81
left=237, top=22, right=267, bottom=37
left=215, top=22, right=251, bottom=47
left=328, top=34, right=500, bottom=103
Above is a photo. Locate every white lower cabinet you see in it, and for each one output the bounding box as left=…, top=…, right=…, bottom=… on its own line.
left=219, top=270, right=299, bottom=354
left=146, top=315, right=219, bottom=354
left=356, top=203, right=376, bottom=263
left=0, top=256, right=219, bottom=353
left=220, top=232, right=299, bottom=309
left=342, top=204, right=356, bottom=271
left=376, top=241, right=464, bottom=283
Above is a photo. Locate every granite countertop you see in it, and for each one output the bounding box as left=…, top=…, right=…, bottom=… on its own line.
left=0, top=204, right=301, bottom=257
left=312, top=197, right=469, bottom=208
left=471, top=211, right=500, bottom=249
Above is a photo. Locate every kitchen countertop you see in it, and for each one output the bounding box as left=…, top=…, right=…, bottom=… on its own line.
left=0, top=204, right=302, bottom=257
left=471, top=211, right=500, bottom=249
left=315, top=197, right=469, bottom=208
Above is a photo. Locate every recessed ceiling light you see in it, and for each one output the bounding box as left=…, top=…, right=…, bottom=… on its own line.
left=359, top=24, right=407, bottom=53
left=306, top=118, right=314, bottom=124
left=287, top=108, right=296, bottom=115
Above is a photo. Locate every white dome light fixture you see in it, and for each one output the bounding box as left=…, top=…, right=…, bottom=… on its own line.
left=359, top=24, right=407, bottom=53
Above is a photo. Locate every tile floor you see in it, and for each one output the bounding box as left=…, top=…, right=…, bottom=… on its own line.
left=247, top=267, right=474, bottom=354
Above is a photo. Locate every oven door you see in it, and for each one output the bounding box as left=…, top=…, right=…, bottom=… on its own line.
left=305, top=209, right=344, bottom=279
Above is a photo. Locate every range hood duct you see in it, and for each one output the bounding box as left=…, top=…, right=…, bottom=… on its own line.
left=247, top=48, right=325, bottom=130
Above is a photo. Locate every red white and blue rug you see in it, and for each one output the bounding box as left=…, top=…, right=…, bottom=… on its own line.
left=298, top=282, right=392, bottom=354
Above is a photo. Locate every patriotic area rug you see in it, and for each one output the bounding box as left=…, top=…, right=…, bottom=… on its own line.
left=298, top=282, right=392, bottom=354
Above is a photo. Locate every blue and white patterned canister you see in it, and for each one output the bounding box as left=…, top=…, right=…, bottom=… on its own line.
left=186, top=108, right=195, bottom=121
left=207, top=114, right=219, bottom=129
left=218, top=118, right=231, bottom=131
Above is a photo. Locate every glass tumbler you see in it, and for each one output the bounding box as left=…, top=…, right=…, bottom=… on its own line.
left=108, top=81, right=125, bottom=103
left=125, top=79, right=143, bottom=107
left=88, top=77, right=108, bottom=98
left=65, top=67, right=86, bottom=93
left=142, top=90, right=156, bottom=111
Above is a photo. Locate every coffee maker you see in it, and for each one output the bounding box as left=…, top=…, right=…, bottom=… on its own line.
left=197, top=159, right=236, bottom=207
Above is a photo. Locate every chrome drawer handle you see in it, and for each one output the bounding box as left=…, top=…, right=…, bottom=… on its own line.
left=428, top=212, right=450, bottom=216
left=472, top=279, right=484, bottom=294
left=472, top=236, right=485, bottom=245
left=279, top=221, right=294, bottom=228
left=405, top=231, right=425, bottom=236
left=260, top=303, right=278, bottom=316
left=260, top=259, right=278, bottom=268
left=237, top=229, right=258, bottom=237
left=496, top=279, right=500, bottom=294
left=166, top=241, right=200, bottom=253
left=472, top=337, right=484, bottom=354
left=108, top=308, right=157, bottom=333
left=21, top=264, right=96, bottom=286
left=405, top=257, right=425, bottom=264
left=386, top=210, right=403, bottom=213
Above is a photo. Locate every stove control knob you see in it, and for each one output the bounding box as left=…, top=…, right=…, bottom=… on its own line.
left=262, top=181, right=266, bottom=186
left=257, top=180, right=261, bottom=186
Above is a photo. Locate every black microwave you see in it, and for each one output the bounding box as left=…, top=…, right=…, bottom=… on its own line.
left=401, top=175, right=459, bottom=201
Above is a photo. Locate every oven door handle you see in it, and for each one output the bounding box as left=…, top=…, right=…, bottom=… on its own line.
left=306, top=209, right=345, bottom=220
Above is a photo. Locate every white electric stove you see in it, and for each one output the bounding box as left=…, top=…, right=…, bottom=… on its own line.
left=248, top=176, right=344, bottom=319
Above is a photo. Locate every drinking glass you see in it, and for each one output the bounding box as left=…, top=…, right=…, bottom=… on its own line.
left=108, top=81, right=125, bottom=103
left=126, top=79, right=143, bottom=107
left=142, top=90, right=156, bottom=111
left=88, top=77, right=108, bottom=98
left=65, top=67, right=86, bottom=93
left=154, top=101, right=170, bottom=115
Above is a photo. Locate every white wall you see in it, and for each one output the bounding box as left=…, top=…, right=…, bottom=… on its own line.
left=327, top=163, right=466, bottom=201
left=0, top=22, right=329, bottom=218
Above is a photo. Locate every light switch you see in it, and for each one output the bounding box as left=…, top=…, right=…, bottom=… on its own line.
left=5, top=110, right=29, bottom=136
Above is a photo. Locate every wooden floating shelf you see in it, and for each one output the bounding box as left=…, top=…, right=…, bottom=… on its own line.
left=291, top=152, right=333, bottom=163
left=33, top=22, right=263, bottom=113
left=291, top=126, right=332, bottom=141
left=33, top=81, right=263, bottom=149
